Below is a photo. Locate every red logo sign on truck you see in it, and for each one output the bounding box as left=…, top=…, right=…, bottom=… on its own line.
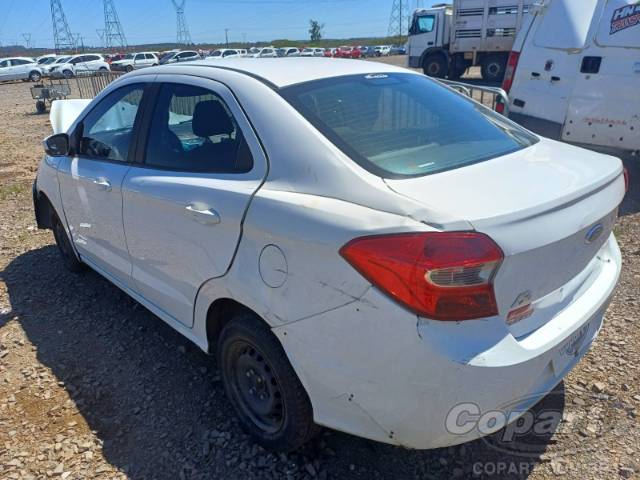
left=610, top=2, right=640, bottom=34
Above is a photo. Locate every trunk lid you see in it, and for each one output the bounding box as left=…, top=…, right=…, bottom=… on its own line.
left=385, top=138, right=625, bottom=336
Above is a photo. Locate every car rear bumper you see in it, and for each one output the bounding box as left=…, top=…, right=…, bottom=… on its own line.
left=273, top=234, right=621, bottom=449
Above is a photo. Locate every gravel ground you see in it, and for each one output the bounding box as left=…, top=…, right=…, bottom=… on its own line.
left=0, top=72, right=638, bottom=480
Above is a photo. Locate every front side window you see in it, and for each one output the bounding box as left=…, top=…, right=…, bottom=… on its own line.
left=416, top=15, right=435, bottom=33
left=78, top=84, right=145, bottom=161
left=281, top=73, right=537, bottom=178
left=11, top=59, right=29, bottom=66
left=135, top=54, right=145, bottom=60
left=0, top=60, right=8, bottom=68
left=144, top=84, right=253, bottom=173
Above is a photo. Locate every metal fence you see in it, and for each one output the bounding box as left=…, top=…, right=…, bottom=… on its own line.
left=438, top=79, right=510, bottom=116
left=72, top=71, right=124, bottom=99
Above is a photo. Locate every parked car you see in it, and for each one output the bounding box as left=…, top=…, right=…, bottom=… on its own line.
left=503, top=0, right=639, bottom=152
left=110, top=52, right=159, bottom=72
left=375, top=45, right=391, bottom=56
left=41, top=56, right=71, bottom=76
left=49, top=54, right=110, bottom=78
left=35, top=58, right=624, bottom=453
left=208, top=49, right=242, bottom=59
left=159, top=50, right=201, bottom=65
left=0, top=57, right=43, bottom=82
left=276, top=47, right=300, bottom=57
left=36, top=54, right=58, bottom=65
left=106, top=53, right=127, bottom=64
left=323, top=48, right=336, bottom=58
left=300, top=48, right=324, bottom=57
left=389, top=45, right=407, bottom=55
left=358, top=46, right=375, bottom=58
left=335, top=46, right=361, bottom=59
left=252, top=47, right=278, bottom=58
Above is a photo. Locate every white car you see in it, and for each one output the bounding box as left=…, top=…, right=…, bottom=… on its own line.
left=375, top=45, right=391, bottom=56
left=36, top=54, right=59, bottom=65
left=300, top=48, right=324, bottom=57
left=252, top=47, right=278, bottom=58
left=159, top=50, right=201, bottom=64
left=278, top=47, right=301, bottom=57
left=49, top=53, right=110, bottom=78
left=33, top=58, right=624, bottom=452
left=0, top=57, right=43, bottom=82
left=41, top=56, right=71, bottom=76
left=208, top=49, right=243, bottom=59
left=110, top=52, right=158, bottom=72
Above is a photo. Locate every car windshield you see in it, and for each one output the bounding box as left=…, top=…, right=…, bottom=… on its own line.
left=303, top=49, right=313, bottom=53
left=57, top=57, right=71, bottom=63
left=40, top=57, right=57, bottom=64
left=211, top=50, right=223, bottom=57
left=281, top=73, right=537, bottom=178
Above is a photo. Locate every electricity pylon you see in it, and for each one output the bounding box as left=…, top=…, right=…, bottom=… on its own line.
left=50, top=0, right=75, bottom=53
left=172, top=0, right=192, bottom=45
left=103, top=0, right=127, bottom=51
left=388, top=0, right=409, bottom=38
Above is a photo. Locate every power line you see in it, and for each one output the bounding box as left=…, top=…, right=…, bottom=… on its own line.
left=172, top=0, right=192, bottom=45
left=103, top=0, right=127, bottom=51
left=50, top=0, right=76, bottom=53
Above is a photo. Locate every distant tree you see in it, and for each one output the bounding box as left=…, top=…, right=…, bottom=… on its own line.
left=309, top=19, right=324, bottom=42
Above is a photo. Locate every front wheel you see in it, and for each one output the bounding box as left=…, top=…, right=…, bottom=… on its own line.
left=422, top=54, right=448, bottom=78
left=51, top=211, right=84, bottom=273
left=62, top=69, right=73, bottom=79
left=29, top=70, right=42, bottom=82
left=125, top=65, right=133, bottom=73
left=218, top=313, right=319, bottom=452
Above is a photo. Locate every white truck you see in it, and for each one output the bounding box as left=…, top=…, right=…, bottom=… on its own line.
left=503, top=0, right=639, bottom=152
left=407, top=0, right=531, bottom=81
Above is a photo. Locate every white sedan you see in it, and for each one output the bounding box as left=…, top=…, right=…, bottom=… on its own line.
left=33, top=58, right=624, bottom=452
left=0, top=57, right=43, bottom=82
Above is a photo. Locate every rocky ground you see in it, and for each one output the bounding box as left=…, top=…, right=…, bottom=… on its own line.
left=0, top=70, right=638, bottom=480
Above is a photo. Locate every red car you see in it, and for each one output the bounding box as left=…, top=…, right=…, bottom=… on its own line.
left=105, top=53, right=126, bottom=64
left=323, top=48, right=334, bottom=58
left=335, top=46, right=361, bottom=59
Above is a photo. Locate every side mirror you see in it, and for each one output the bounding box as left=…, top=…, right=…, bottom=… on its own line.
left=43, top=133, right=70, bottom=157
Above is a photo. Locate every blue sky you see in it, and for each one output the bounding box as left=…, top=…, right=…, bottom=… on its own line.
left=0, top=0, right=440, bottom=48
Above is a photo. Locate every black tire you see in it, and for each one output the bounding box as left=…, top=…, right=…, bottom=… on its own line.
left=125, top=65, right=134, bottom=73
left=51, top=211, right=84, bottom=273
left=422, top=54, right=448, bottom=78
left=218, top=312, right=319, bottom=452
left=36, top=100, right=47, bottom=114
left=480, top=55, right=508, bottom=83
left=62, top=69, right=74, bottom=79
left=29, top=70, right=42, bottom=82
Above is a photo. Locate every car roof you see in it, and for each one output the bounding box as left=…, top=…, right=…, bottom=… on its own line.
left=158, top=57, right=412, bottom=88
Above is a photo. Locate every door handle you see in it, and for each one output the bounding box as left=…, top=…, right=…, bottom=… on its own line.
left=185, top=204, right=221, bottom=225
left=92, top=178, right=112, bottom=191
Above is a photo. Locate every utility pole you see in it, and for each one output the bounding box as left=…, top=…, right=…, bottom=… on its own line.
left=22, top=33, right=32, bottom=49
left=171, top=0, right=192, bottom=45
left=225, top=28, right=229, bottom=48
left=50, top=0, right=75, bottom=53
left=103, top=0, right=127, bottom=52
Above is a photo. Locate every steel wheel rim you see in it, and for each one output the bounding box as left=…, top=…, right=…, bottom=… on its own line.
left=227, top=340, right=285, bottom=434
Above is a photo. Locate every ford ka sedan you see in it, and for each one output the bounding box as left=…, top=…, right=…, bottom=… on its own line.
left=33, top=58, right=624, bottom=452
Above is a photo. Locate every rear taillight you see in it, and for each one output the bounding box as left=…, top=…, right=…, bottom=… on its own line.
left=340, top=232, right=503, bottom=321
left=623, top=167, right=629, bottom=193
left=502, top=51, right=520, bottom=94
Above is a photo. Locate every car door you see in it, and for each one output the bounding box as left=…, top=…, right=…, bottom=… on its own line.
left=122, top=75, right=268, bottom=327
left=0, top=59, right=14, bottom=81
left=10, top=59, right=29, bottom=79
left=57, top=82, right=149, bottom=287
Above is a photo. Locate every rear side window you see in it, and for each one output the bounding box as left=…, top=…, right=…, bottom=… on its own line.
left=281, top=73, right=537, bottom=178
left=144, top=84, right=253, bottom=173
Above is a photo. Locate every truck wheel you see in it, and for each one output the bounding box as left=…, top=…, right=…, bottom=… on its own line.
left=218, top=312, right=319, bottom=452
left=29, top=70, right=42, bottom=82
left=51, top=210, right=85, bottom=273
left=422, top=54, right=448, bottom=78
left=480, top=55, right=508, bottom=83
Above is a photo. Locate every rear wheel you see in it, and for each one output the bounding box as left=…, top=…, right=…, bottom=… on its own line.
left=480, top=55, right=508, bottom=83
left=422, top=54, right=448, bottom=78
left=125, top=65, right=133, bottom=73
left=218, top=312, right=319, bottom=452
left=62, top=69, right=73, bottom=79
left=51, top=211, right=84, bottom=273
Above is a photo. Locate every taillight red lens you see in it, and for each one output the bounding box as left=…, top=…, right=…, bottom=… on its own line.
left=623, top=167, right=629, bottom=193
left=340, top=232, right=504, bottom=321
left=502, top=51, right=520, bottom=94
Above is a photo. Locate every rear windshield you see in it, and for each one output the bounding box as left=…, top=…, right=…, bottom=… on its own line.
left=281, top=73, right=537, bottom=178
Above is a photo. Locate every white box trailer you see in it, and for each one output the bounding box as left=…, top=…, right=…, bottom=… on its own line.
left=407, top=0, right=531, bottom=81
left=503, top=0, right=640, bottom=152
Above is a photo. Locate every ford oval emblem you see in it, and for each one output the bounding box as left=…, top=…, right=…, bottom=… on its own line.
left=585, top=224, right=604, bottom=244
